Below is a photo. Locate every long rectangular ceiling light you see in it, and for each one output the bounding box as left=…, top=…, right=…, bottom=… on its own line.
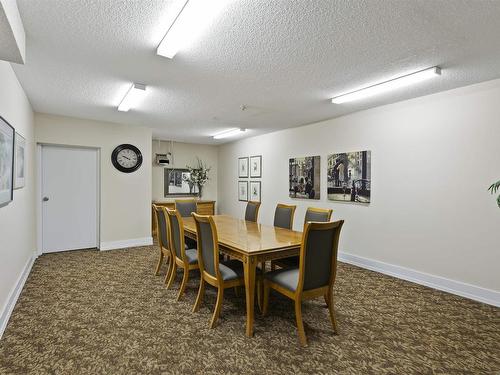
left=213, top=128, right=246, bottom=139
left=118, top=83, right=146, bottom=112
left=157, top=0, right=226, bottom=59
left=331, top=67, right=441, bottom=104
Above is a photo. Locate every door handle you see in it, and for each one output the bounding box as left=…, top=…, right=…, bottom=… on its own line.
left=42, top=197, right=49, bottom=202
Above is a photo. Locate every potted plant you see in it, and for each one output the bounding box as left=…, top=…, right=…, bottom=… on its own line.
left=488, top=179, right=500, bottom=208
left=185, top=157, right=211, bottom=199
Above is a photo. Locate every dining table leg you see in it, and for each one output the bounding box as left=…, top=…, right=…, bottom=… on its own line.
left=243, top=255, right=257, bottom=337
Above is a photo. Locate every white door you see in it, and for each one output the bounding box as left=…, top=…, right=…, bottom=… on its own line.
left=41, top=145, right=98, bottom=253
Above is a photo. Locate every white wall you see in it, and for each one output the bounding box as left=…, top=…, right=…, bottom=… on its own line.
left=35, top=113, right=152, bottom=248
left=152, top=140, right=218, bottom=204
left=218, top=79, right=500, bottom=298
left=0, top=61, right=35, bottom=335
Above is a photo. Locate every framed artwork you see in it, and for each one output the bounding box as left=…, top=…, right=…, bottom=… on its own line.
left=289, top=155, right=320, bottom=200
left=0, top=116, right=15, bottom=206
left=250, top=155, right=262, bottom=178
left=249, top=181, right=261, bottom=202
left=327, top=150, right=371, bottom=203
left=238, top=181, right=248, bottom=201
left=164, top=168, right=198, bottom=196
left=238, top=157, right=248, bottom=178
left=14, top=132, right=26, bottom=189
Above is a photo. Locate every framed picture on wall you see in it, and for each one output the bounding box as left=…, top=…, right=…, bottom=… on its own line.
left=164, top=168, right=199, bottom=196
left=289, top=155, right=320, bottom=200
left=327, top=150, right=371, bottom=203
left=249, top=181, right=261, bottom=202
left=250, top=155, right=262, bottom=178
left=14, top=132, right=26, bottom=189
left=238, top=181, right=248, bottom=201
left=238, top=157, right=249, bottom=178
left=0, top=116, right=15, bottom=206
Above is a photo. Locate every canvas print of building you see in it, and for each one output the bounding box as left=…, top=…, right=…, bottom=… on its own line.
left=289, top=155, right=320, bottom=200
left=327, top=150, right=371, bottom=203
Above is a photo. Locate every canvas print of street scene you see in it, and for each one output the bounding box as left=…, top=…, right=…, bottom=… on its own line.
left=289, top=155, right=320, bottom=200
left=327, top=150, right=371, bottom=203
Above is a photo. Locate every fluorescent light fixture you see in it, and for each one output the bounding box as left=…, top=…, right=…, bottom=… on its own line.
left=213, top=128, right=246, bottom=139
left=331, top=66, right=441, bottom=104
left=118, top=83, right=146, bottom=112
left=157, top=0, right=226, bottom=59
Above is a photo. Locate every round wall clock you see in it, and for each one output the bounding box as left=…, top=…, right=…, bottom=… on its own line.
left=111, top=144, right=143, bottom=173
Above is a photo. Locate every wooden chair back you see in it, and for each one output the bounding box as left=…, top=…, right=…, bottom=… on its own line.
left=297, top=220, right=344, bottom=293
left=273, top=203, right=297, bottom=229
left=165, top=208, right=187, bottom=262
left=192, top=213, right=222, bottom=283
left=304, top=207, right=333, bottom=226
left=175, top=199, right=197, bottom=217
left=245, top=201, right=261, bottom=222
left=153, top=204, right=169, bottom=250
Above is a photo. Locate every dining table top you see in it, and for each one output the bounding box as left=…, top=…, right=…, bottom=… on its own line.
left=182, top=215, right=303, bottom=255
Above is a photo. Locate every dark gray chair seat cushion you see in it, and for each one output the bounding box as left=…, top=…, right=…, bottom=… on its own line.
left=219, top=259, right=244, bottom=281
left=185, top=248, right=198, bottom=264
left=265, top=268, right=299, bottom=291
left=277, top=256, right=299, bottom=267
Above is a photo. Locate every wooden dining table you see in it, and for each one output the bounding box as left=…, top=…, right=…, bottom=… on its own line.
left=182, top=214, right=303, bottom=337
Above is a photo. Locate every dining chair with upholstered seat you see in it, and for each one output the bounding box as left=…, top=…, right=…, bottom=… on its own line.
left=165, top=208, right=199, bottom=300
left=303, top=207, right=333, bottom=225
left=263, top=220, right=344, bottom=346
left=245, top=201, right=261, bottom=222
left=273, top=207, right=333, bottom=269
left=191, top=213, right=245, bottom=328
left=255, top=203, right=297, bottom=310
left=273, top=203, right=297, bottom=229
left=152, top=204, right=173, bottom=284
left=175, top=199, right=197, bottom=248
left=175, top=199, right=197, bottom=217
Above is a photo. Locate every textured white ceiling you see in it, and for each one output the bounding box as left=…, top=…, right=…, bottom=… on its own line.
left=12, top=0, right=500, bottom=144
left=0, top=0, right=25, bottom=63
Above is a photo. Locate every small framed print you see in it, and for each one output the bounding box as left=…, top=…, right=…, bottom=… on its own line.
left=249, top=181, right=261, bottom=202
left=0, top=116, right=15, bottom=206
left=250, top=155, right=262, bottom=178
left=238, top=181, right=248, bottom=201
left=14, top=132, right=26, bottom=189
left=238, top=157, right=249, bottom=178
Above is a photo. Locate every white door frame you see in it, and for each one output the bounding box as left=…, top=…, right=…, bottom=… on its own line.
left=36, top=143, right=101, bottom=255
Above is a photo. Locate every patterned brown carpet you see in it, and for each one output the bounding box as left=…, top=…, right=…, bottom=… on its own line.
left=0, top=245, right=499, bottom=374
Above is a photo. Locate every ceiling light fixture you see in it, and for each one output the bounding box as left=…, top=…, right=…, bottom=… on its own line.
left=118, top=83, right=147, bottom=112
left=157, top=0, right=226, bottom=59
left=331, top=66, right=442, bottom=104
left=213, top=128, right=247, bottom=140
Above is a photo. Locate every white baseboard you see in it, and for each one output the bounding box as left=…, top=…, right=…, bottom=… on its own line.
left=338, top=252, right=500, bottom=307
left=0, top=253, right=36, bottom=339
left=99, top=236, right=153, bottom=251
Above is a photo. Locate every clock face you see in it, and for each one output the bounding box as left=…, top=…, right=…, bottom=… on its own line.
left=111, top=144, right=143, bottom=173
left=117, top=148, right=138, bottom=168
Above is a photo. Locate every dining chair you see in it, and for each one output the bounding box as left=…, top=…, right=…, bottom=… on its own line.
left=272, top=207, right=333, bottom=269
left=152, top=204, right=173, bottom=284
left=175, top=199, right=197, bottom=248
left=175, top=199, right=197, bottom=217
left=254, top=203, right=297, bottom=310
left=245, top=201, right=261, bottom=222
left=273, top=203, right=297, bottom=229
left=263, top=220, right=344, bottom=346
left=192, top=213, right=245, bottom=328
left=165, top=208, right=199, bottom=300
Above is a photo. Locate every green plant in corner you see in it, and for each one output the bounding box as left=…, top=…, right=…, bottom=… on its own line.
left=488, top=179, right=500, bottom=208
left=185, top=157, right=211, bottom=198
